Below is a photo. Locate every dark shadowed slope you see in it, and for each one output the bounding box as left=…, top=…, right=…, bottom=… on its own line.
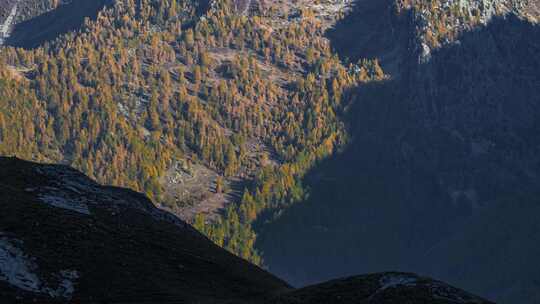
left=325, top=0, right=413, bottom=74
left=5, top=0, right=113, bottom=49
left=0, top=157, right=496, bottom=303
left=270, top=273, right=494, bottom=304
left=257, top=8, right=540, bottom=304
left=0, top=156, right=290, bottom=303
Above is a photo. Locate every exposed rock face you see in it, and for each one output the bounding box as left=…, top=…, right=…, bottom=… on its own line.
left=0, top=0, right=18, bottom=45
left=329, top=0, right=538, bottom=64
left=401, top=0, right=538, bottom=61
left=0, top=0, right=19, bottom=23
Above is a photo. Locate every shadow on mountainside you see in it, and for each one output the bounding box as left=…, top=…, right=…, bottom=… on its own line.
left=325, top=0, right=414, bottom=74
left=256, top=11, right=540, bottom=304
left=5, top=0, right=113, bottom=49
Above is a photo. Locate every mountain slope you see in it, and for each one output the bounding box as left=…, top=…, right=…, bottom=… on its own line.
left=0, top=0, right=360, bottom=264
left=0, top=156, right=290, bottom=303
left=256, top=1, right=540, bottom=303
left=0, top=157, right=495, bottom=304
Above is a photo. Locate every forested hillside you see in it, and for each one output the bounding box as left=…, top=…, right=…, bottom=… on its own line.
left=0, top=0, right=385, bottom=264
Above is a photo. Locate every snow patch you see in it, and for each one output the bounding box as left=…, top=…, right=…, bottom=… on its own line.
left=0, top=234, right=80, bottom=299
left=375, top=273, right=487, bottom=303
left=34, top=164, right=190, bottom=229
left=0, top=236, right=42, bottom=293
left=39, top=195, right=91, bottom=215
left=34, top=166, right=97, bottom=215
left=379, top=274, right=418, bottom=290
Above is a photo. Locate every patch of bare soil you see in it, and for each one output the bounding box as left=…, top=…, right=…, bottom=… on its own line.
left=159, top=137, right=281, bottom=222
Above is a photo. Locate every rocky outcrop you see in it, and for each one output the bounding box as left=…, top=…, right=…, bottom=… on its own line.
left=397, top=0, right=538, bottom=61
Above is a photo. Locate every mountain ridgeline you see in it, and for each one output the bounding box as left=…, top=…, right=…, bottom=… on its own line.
left=0, top=0, right=538, bottom=303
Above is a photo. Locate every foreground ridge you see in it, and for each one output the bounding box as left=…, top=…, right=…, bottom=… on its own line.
left=0, top=157, right=493, bottom=303
left=0, top=156, right=290, bottom=303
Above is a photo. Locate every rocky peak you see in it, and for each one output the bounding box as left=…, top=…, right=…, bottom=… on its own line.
left=395, top=0, right=538, bottom=61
